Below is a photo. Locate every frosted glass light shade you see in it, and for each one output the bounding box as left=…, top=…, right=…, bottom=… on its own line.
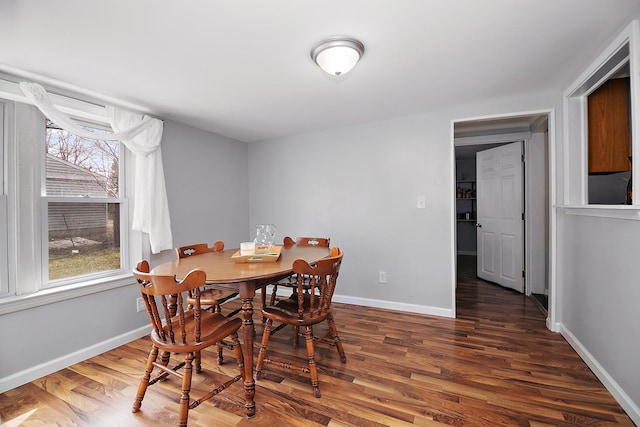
left=311, top=37, right=365, bottom=76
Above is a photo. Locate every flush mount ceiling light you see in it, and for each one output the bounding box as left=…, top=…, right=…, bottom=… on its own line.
left=310, top=36, right=365, bottom=76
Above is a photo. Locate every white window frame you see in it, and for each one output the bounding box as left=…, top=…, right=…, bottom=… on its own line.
left=41, top=122, right=129, bottom=288
left=0, top=85, right=143, bottom=315
left=42, top=193, right=130, bottom=288
left=0, top=102, right=9, bottom=298
left=562, top=20, right=640, bottom=220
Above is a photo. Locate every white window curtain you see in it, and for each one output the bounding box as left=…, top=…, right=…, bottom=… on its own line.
left=20, top=81, right=173, bottom=254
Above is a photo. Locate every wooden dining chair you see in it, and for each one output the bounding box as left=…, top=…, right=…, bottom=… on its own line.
left=132, top=260, right=245, bottom=427
left=264, top=236, right=331, bottom=307
left=255, top=247, right=346, bottom=398
left=176, top=241, right=240, bottom=317
left=262, top=236, right=331, bottom=344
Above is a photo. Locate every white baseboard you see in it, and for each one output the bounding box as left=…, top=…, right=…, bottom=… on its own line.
left=558, top=323, right=640, bottom=425
left=0, top=325, right=150, bottom=394
left=264, top=286, right=454, bottom=318
left=333, top=294, right=454, bottom=318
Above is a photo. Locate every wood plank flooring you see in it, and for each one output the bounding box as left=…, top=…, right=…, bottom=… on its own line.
left=1, top=259, right=634, bottom=426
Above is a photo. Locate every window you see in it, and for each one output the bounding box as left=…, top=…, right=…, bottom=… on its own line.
left=563, top=20, right=639, bottom=218
left=0, top=85, right=144, bottom=314
left=586, top=61, right=631, bottom=205
left=44, top=120, right=126, bottom=285
left=0, top=102, right=8, bottom=297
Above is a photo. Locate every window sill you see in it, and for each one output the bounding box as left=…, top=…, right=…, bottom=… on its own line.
left=0, top=273, right=135, bottom=316
left=559, top=205, right=640, bottom=221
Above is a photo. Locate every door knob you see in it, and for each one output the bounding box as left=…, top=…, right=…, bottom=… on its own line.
left=474, top=223, right=482, bottom=228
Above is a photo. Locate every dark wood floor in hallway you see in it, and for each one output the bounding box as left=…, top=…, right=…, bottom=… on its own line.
left=0, top=264, right=634, bottom=426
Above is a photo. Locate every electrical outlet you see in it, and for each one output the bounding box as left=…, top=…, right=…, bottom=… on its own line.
left=416, top=196, right=426, bottom=209
left=136, top=297, right=145, bottom=313
left=379, top=271, right=387, bottom=283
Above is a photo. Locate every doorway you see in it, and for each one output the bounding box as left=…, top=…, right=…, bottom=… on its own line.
left=454, top=112, right=552, bottom=319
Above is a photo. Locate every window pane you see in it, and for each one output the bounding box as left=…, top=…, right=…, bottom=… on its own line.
left=45, top=120, right=119, bottom=197
left=0, top=195, right=8, bottom=296
left=586, top=63, right=632, bottom=204
left=0, top=104, right=7, bottom=296
left=48, top=202, right=121, bottom=281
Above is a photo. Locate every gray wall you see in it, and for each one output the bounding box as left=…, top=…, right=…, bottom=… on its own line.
left=249, top=113, right=456, bottom=311
left=3, top=15, right=640, bottom=421
left=0, top=285, right=146, bottom=379
left=248, top=92, right=558, bottom=314
left=151, top=120, right=250, bottom=266
left=247, top=55, right=640, bottom=416
left=0, top=119, right=250, bottom=387
left=553, top=14, right=640, bottom=417
left=558, top=215, right=640, bottom=408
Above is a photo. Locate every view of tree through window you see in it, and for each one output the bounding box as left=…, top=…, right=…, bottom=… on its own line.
left=45, top=120, right=122, bottom=282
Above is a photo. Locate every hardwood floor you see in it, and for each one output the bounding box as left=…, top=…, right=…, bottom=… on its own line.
left=1, top=265, right=634, bottom=426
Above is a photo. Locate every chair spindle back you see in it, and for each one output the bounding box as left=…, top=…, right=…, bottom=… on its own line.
left=292, top=247, right=343, bottom=320
left=133, top=263, right=207, bottom=346
left=176, top=241, right=224, bottom=258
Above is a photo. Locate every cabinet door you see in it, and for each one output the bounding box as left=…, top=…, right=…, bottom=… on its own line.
left=587, top=77, right=631, bottom=173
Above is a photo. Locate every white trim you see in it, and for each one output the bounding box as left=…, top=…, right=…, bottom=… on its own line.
left=452, top=109, right=557, bottom=331
left=563, top=20, right=639, bottom=208
left=0, top=78, right=110, bottom=127
left=450, top=120, right=457, bottom=317
left=270, top=287, right=454, bottom=318
left=0, top=102, right=7, bottom=297
left=631, top=21, right=640, bottom=209
left=43, top=196, right=124, bottom=203
left=0, top=64, right=153, bottom=120
left=559, top=323, right=640, bottom=425
left=0, top=195, right=7, bottom=297
left=0, top=273, right=135, bottom=315
left=0, top=324, right=150, bottom=394
left=454, top=131, right=532, bottom=146
left=547, top=110, right=558, bottom=332
left=333, top=294, right=454, bottom=318
left=559, top=204, right=640, bottom=220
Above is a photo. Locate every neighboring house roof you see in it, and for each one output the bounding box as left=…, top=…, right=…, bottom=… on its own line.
left=45, top=154, right=108, bottom=197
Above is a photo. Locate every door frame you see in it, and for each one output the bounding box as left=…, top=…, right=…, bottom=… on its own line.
left=451, top=109, right=557, bottom=332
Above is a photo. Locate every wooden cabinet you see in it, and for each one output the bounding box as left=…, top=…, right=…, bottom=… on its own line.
left=587, top=77, right=631, bottom=173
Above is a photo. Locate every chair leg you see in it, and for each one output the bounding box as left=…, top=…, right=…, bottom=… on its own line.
left=304, top=326, right=321, bottom=398
left=230, top=330, right=245, bottom=371
left=195, top=350, right=202, bottom=373
left=293, top=326, right=300, bottom=347
left=159, top=350, right=171, bottom=368
left=132, top=345, right=159, bottom=413
left=255, top=319, right=273, bottom=380
left=327, top=314, right=346, bottom=363
left=217, top=342, right=224, bottom=365
left=261, top=286, right=269, bottom=323
left=269, top=285, right=278, bottom=306
left=261, top=286, right=267, bottom=308
left=178, top=352, right=194, bottom=427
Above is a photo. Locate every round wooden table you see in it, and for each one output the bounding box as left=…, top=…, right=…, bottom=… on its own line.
left=151, top=244, right=330, bottom=418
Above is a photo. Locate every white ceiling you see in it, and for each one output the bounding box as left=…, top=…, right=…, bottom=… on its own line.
left=1, top=0, right=639, bottom=142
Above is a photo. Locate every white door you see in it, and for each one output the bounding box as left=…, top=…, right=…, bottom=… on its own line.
left=476, top=142, right=524, bottom=293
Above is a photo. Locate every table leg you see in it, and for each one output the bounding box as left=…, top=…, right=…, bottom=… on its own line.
left=241, top=295, right=256, bottom=418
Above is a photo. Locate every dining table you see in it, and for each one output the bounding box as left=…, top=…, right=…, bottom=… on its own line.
left=150, top=243, right=331, bottom=419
